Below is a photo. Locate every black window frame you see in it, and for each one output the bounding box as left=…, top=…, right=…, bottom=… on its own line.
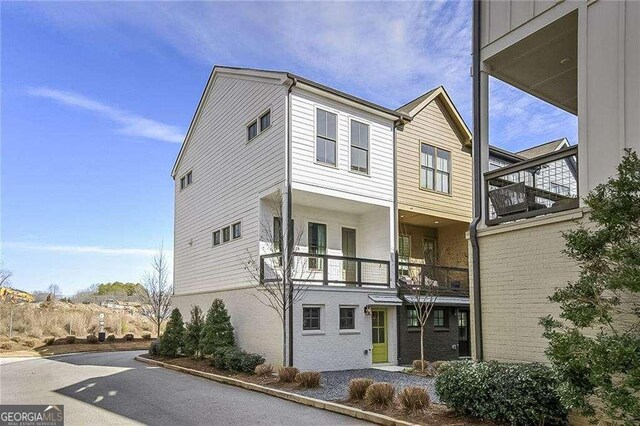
left=259, top=110, right=271, bottom=131
left=180, top=176, right=186, bottom=190
left=350, top=120, right=369, bottom=174
left=212, top=230, right=221, bottom=246
left=339, top=307, right=355, bottom=330
left=186, top=171, right=193, bottom=185
left=433, top=308, right=446, bottom=328
left=222, top=226, right=231, bottom=243
left=406, top=306, right=419, bottom=328
left=232, top=222, right=242, bottom=239
left=247, top=120, right=258, bottom=141
left=420, top=143, right=451, bottom=194
left=308, top=222, right=327, bottom=270
left=302, top=307, right=321, bottom=330
left=315, top=108, right=337, bottom=166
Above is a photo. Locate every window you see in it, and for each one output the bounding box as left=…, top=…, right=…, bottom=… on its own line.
left=550, top=182, right=570, bottom=196
left=273, top=217, right=282, bottom=253
left=180, top=171, right=193, bottom=190
left=247, top=120, right=258, bottom=141
left=399, top=235, right=411, bottom=276
left=406, top=306, right=419, bottom=328
left=308, top=222, right=327, bottom=269
left=212, top=230, right=221, bottom=246
left=423, top=238, right=437, bottom=265
left=421, top=143, right=451, bottom=194
left=186, top=171, right=193, bottom=185
left=339, top=307, right=355, bottom=330
left=232, top=222, right=242, bottom=239
left=316, top=109, right=337, bottom=166
left=433, top=308, right=446, bottom=328
left=260, top=110, right=271, bottom=131
left=303, top=307, right=321, bottom=330
left=222, top=227, right=230, bottom=243
left=350, top=120, right=369, bottom=174
left=180, top=177, right=186, bottom=190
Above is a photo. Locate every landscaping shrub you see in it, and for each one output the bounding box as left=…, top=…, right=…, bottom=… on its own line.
left=86, top=334, right=99, bottom=344
left=184, top=305, right=204, bottom=358
left=0, top=341, right=12, bottom=351
left=399, top=387, right=430, bottom=412
left=23, top=338, right=39, bottom=348
left=148, top=340, right=160, bottom=357
left=201, top=299, right=235, bottom=356
left=278, top=366, right=299, bottom=383
left=295, top=371, right=321, bottom=389
left=65, top=336, right=76, bottom=344
left=348, top=378, right=374, bottom=400
left=106, top=334, right=116, bottom=342
left=43, top=337, right=55, bottom=346
left=435, top=361, right=567, bottom=425
left=210, top=347, right=265, bottom=373
left=364, top=382, right=395, bottom=406
left=123, top=333, right=134, bottom=342
left=254, top=363, right=273, bottom=376
left=141, top=333, right=151, bottom=340
left=412, top=359, right=433, bottom=375
left=431, top=360, right=446, bottom=374
left=11, top=336, right=22, bottom=343
left=159, top=308, right=185, bottom=358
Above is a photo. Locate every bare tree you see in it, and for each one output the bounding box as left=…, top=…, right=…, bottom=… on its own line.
left=0, top=264, right=12, bottom=288
left=47, top=284, right=61, bottom=300
left=242, top=190, right=309, bottom=366
left=137, top=244, right=172, bottom=338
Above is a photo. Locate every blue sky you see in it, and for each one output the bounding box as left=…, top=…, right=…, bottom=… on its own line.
left=1, top=1, right=576, bottom=294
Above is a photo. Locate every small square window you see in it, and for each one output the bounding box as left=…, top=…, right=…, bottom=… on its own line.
left=247, top=121, right=258, bottom=141
left=186, top=171, right=192, bottom=185
left=303, top=307, right=321, bottom=330
left=260, top=110, right=271, bottom=131
left=433, top=309, right=446, bottom=328
left=180, top=177, right=186, bottom=190
left=212, top=230, right=220, bottom=246
left=222, top=227, right=230, bottom=243
left=406, top=307, right=419, bottom=328
left=232, top=222, right=241, bottom=239
left=339, top=307, right=355, bottom=330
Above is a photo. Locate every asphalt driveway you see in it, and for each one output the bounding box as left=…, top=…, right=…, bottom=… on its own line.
left=0, top=350, right=367, bottom=425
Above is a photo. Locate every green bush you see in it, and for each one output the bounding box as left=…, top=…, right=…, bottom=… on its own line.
left=86, top=334, right=99, bottom=344
left=159, top=308, right=185, bottom=358
left=184, top=305, right=204, bottom=358
left=435, top=361, right=567, bottom=425
left=210, top=347, right=265, bottom=373
left=65, top=336, right=76, bottom=344
left=148, top=340, right=160, bottom=357
left=123, top=333, right=134, bottom=341
left=43, top=337, right=55, bottom=346
left=106, top=334, right=116, bottom=342
left=201, top=299, right=235, bottom=355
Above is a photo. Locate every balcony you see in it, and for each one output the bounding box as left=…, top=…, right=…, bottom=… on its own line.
left=397, top=263, right=469, bottom=297
left=485, top=145, right=579, bottom=226
left=260, top=252, right=391, bottom=287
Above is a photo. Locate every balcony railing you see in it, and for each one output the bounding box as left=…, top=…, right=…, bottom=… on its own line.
left=260, top=252, right=390, bottom=287
left=397, top=262, right=469, bottom=296
left=485, top=145, right=579, bottom=226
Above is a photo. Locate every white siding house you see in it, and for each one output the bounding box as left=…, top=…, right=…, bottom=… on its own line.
left=172, top=66, right=408, bottom=371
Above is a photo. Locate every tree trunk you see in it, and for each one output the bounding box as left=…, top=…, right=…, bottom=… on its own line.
left=420, top=325, right=425, bottom=373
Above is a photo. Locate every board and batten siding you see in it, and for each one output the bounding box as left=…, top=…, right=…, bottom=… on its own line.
left=173, top=75, right=287, bottom=295
left=290, top=88, right=395, bottom=204
left=396, top=98, right=473, bottom=222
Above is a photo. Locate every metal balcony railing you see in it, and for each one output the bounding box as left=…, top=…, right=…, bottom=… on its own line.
left=260, top=252, right=390, bottom=287
left=397, top=262, right=469, bottom=296
left=485, top=145, right=579, bottom=225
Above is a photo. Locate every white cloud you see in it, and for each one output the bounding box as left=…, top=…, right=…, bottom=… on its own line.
left=27, top=87, right=184, bottom=143
left=5, top=242, right=160, bottom=257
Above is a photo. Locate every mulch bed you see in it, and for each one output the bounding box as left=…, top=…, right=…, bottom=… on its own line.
left=142, top=355, right=493, bottom=425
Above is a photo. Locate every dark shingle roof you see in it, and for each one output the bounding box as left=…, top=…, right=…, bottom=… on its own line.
left=516, top=138, right=568, bottom=159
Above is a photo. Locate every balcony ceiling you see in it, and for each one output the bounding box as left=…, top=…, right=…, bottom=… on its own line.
left=486, top=11, right=578, bottom=115
left=292, top=189, right=384, bottom=215
left=398, top=210, right=464, bottom=228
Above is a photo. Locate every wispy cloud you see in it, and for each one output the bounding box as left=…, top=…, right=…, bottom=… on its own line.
left=5, top=242, right=159, bottom=257
left=28, top=87, right=184, bottom=143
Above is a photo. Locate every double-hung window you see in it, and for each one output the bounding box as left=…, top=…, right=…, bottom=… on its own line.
left=308, top=222, right=326, bottom=270
left=420, top=143, right=451, bottom=194
left=316, top=109, right=337, bottom=166
left=350, top=120, right=369, bottom=174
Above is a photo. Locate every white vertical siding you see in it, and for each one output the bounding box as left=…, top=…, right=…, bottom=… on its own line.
left=173, top=75, right=286, bottom=295
left=290, top=89, right=395, bottom=204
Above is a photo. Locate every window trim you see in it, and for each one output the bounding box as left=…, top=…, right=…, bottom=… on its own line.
left=419, top=142, right=452, bottom=195
left=339, top=306, right=356, bottom=330
left=259, top=109, right=271, bottom=132
left=222, top=226, right=231, bottom=243
left=302, top=305, right=324, bottom=333
left=314, top=106, right=338, bottom=168
left=179, top=170, right=193, bottom=191
left=433, top=308, right=447, bottom=329
left=247, top=120, right=258, bottom=141
left=349, top=118, right=371, bottom=175
left=212, top=230, right=221, bottom=246
left=246, top=108, right=272, bottom=143
left=406, top=306, right=419, bottom=328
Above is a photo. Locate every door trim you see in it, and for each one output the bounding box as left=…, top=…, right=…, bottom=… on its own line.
left=371, top=308, right=388, bottom=363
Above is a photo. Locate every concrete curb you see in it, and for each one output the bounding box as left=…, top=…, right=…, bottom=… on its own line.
left=135, top=356, right=416, bottom=426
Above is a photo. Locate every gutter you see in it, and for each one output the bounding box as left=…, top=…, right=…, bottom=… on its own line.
left=470, top=0, right=483, bottom=361
left=286, top=77, right=297, bottom=367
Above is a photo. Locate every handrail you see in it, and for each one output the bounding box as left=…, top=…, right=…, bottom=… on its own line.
left=484, top=145, right=578, bottom=180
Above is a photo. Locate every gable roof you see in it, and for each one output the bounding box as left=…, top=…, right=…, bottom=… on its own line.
left=171, top=66, right=410, bottom=177
left=516, top=138, right=569, bottom=159
left=395, top=86, right=472, bottom=146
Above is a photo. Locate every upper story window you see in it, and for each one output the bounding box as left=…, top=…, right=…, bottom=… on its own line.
left=232, top=222, right=242, bottom=239
left=212, top=220, right=242, bottom=248
left=420, top=143, right=451, bottom=194
left=180, top=171, right=193, bottom=190
left=316, top=109, right=337, bottom=166
left=350, top=120, right=369, bottom=174
left=247, top=109, right=271, bottom=142
left=212, top=230, right=221, bottom=246
left=222, top=226, right=230, bottom=243
left=308, top=222, right=327, bottom=270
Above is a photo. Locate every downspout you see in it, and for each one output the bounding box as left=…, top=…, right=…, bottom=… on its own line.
left=393, top=119, right=401, bottom=365
left=286, top=77, right=297, bottom=367
left=470, top=0, right=484, bottom=361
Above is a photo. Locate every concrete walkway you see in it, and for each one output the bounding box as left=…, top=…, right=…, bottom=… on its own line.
left=0, top=351, right=367, bottom=425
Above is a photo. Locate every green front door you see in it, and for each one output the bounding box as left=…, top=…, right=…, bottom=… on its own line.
left=371, top=308, right=388, bottom=363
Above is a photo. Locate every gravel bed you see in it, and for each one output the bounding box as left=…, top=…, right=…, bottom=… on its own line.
left=290, top=368, right=439, bottom=403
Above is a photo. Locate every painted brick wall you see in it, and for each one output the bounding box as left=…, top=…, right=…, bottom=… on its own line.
left=397, top=305, right=460, bottom=364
